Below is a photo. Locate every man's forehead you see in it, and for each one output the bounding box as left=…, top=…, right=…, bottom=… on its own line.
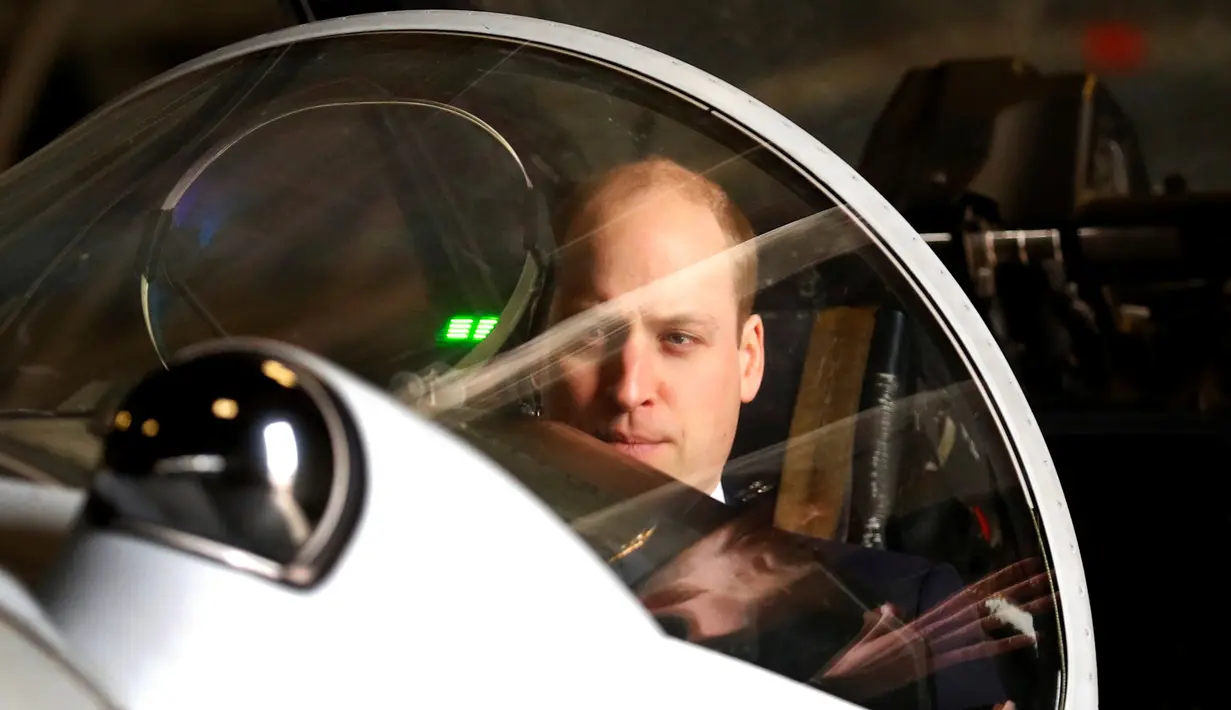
left=556, top=292, right=723, bottom=327
left=553, top=235, right=737, bottom=307
left=550, top=261, right=739, bottom=337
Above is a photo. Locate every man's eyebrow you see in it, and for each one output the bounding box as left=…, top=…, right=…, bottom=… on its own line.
left=554, top=296, right=719, bottom=332
left=648, top=312, right=720, bottom=333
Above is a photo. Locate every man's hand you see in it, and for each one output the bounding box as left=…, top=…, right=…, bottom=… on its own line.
left=814, top=558, right=1053, bottom=701
left=637, top=511, right=1053, bottom=706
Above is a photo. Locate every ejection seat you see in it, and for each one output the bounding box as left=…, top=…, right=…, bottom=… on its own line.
left=725, top=249, right=998, bottom=575
left=725, top=250, right=904, bottom=536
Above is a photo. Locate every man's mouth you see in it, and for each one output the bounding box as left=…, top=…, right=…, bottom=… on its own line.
left=611, top=441, right=666, bottom=459
left=600, top=432, right=668, bottom=460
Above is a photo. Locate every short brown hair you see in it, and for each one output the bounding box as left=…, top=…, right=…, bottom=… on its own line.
left=556, top=157, right=758, bottom=324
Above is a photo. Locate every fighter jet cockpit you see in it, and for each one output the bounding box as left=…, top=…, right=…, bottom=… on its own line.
left=0, top=12, right=1092, bottom=710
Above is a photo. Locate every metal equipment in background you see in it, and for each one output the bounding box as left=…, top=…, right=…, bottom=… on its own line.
left=859, top=56, right=1231, bottom=709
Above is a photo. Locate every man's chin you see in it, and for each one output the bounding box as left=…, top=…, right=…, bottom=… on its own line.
left=603, top=443, right=711, bottom=492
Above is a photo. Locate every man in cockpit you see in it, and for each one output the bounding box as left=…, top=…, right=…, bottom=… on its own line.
left=537, top=157, right=1030, bottom=710
left=540, top=156, right=765, bottom=502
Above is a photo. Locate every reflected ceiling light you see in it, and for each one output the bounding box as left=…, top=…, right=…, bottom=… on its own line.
left=141, top=419, right=159, bottom=437
left=114, top=410, right=132, bottom=432
left=212, top=398, right=239, bottom=420
left=154, top=454, right=226, bottom=475
left=261, top=360, right=298, bottom=388
left=263, top=421, right=299, bottom=488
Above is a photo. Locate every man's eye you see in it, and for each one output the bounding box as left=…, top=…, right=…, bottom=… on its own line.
left=663, top=332, right=697, bottom=347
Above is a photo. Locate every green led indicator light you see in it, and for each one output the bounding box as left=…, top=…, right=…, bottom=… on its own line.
left=440, top=314, right=499, bottom=343
left=473, top=317, right=498, bottom=338
left=444, top=317, right=473, bottom=341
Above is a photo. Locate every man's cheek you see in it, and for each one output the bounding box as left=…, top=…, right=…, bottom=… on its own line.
left=556, top=352, right=601, bottom=383
left=545, top=364, right=597, bottom=414
left=667, top=357, right=732, bottom=406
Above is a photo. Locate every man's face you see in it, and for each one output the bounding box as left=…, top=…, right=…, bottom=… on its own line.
left=542, top=187, right=764, bottom=493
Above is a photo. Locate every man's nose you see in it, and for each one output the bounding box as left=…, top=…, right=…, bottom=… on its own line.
left=608, top=330, right=659, bottom=410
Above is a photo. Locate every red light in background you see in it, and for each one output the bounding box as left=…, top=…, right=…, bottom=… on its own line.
left=1083, top=22, right=1146, bottom=73
left=971, top=505, right=992, bottom=543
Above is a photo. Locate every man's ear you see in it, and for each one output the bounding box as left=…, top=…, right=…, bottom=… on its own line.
left=739, top=313, right=765, bottom=403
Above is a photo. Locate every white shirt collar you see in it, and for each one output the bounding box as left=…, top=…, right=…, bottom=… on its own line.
left=710, top=484, right=725, bottom=503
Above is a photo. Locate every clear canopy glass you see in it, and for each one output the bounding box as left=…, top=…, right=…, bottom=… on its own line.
left=0, top=23, right=1071, bottom=710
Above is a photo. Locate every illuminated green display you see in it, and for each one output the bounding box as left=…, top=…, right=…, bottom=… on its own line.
left=440, top=314, right=499, bottom=343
